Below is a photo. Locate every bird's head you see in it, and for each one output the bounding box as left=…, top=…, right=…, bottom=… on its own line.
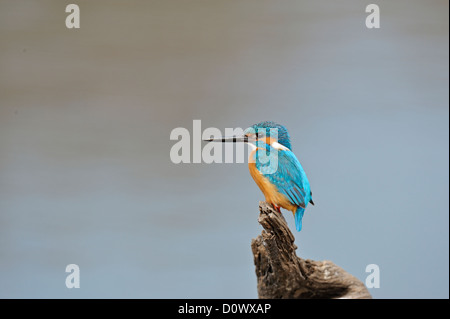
left=243, top=121, right=291, bottom=150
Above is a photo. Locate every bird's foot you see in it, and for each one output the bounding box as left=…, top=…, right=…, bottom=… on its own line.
left=272, top=204, right=282, bottom=214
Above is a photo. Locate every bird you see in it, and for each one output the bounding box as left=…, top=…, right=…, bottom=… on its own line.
left=205, top=121, right=314, bottom=231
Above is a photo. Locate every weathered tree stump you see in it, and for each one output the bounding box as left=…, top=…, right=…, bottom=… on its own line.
left=251, top=201, right=372, bottom=299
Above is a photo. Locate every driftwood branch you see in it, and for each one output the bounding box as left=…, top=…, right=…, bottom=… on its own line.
left=251, top=201, right=372, bottom=299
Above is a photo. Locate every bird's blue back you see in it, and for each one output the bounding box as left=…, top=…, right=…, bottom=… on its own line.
left=254, top=143, right=312, bottom=231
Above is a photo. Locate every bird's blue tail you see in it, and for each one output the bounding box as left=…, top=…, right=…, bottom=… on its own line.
left=295, top=207, right=305, bottom=232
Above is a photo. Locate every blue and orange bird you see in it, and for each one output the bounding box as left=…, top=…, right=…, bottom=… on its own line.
left=205, top=121, right=314, bottom=231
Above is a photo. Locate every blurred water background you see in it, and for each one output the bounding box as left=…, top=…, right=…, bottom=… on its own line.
left=0, top=0, right=448, bottom=298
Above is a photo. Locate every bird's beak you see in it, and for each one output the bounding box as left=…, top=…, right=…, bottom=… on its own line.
left=203, top=136, right=249, bottom=143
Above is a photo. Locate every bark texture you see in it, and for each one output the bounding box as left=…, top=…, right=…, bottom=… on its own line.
left=251, top=201, right=372, bottom=299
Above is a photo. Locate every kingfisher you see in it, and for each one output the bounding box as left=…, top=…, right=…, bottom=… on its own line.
left=205, top=121, right=314, bottom=231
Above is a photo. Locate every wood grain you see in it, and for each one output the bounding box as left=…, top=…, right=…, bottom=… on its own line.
left=251, top=201, right=372, bottom=299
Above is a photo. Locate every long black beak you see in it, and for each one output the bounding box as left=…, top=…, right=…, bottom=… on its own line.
left=203, top=136, right=248, bottom=143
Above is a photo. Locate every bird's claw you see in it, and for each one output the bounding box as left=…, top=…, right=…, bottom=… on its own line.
left=272, top=204, right=282, bottom=214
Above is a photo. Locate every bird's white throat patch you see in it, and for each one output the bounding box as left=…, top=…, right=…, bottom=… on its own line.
left=271, top=142, right=289, bottom=151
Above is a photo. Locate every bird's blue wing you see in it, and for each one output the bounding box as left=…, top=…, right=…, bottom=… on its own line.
left=255, top=146, right=312, bottom=209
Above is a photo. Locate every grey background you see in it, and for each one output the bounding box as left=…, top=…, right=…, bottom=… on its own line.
left=0, top=0, right=448, bottom=298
